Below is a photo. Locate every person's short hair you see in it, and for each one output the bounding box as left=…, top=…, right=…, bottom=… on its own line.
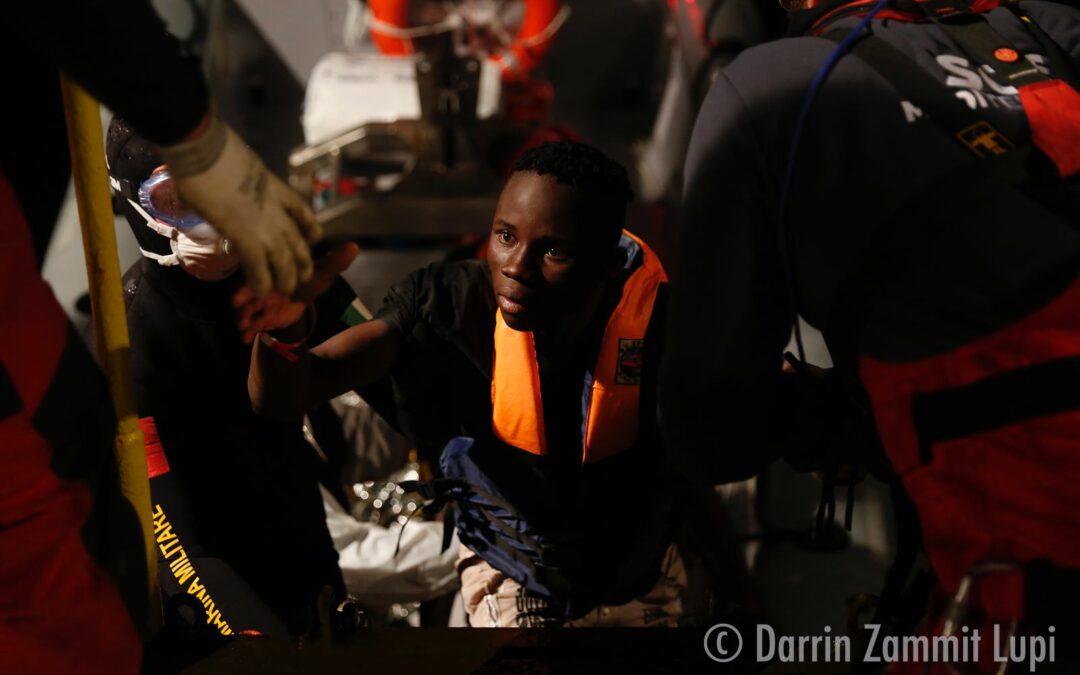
left=511, top=140, right=634, bottom=247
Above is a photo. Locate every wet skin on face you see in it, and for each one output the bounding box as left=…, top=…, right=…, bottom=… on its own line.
left=487, top=171, right=620, bottom=334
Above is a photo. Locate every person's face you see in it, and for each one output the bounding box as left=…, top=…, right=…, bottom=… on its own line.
left=487, top=171, right=619, bottom=333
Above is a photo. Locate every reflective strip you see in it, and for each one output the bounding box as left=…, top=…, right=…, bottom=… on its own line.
left=139, top=416, right=171, bottom=479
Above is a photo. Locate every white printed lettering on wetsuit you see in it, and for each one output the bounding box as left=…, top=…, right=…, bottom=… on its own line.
left=901, top=100, right=925, bottom=123
left=932, top=53, right=1049, bottom=112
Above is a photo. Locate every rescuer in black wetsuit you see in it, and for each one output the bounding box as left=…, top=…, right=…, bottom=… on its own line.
left=661, top=1, right=1080, bottom=671
left=107, top=118, right=356, bottom=637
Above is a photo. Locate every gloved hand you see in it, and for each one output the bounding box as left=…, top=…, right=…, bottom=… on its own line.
left=158, top=111, right=322, bottom=296
left=233, top=242, right=360, bottom=344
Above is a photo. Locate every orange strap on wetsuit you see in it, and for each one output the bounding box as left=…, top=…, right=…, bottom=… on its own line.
left=859, top=275, right=1080, bottom=673
left=1019, top=80, right=1080, bottom=177
left=491, top=231, right=667, bottom=464
left=860, top=275, right=1080, bottom=617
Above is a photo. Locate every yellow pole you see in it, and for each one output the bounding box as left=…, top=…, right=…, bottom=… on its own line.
left=59, top=76, right=160, bottom=635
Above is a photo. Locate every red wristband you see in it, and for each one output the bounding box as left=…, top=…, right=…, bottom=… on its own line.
left=259, top=304, right=317, bottom=361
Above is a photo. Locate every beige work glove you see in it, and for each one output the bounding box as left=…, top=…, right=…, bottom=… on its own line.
left=158, top=112, right=322, bottom=296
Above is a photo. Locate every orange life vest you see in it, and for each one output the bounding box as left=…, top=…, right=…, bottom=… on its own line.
left=491, top=231, right=667, bottom=464
left=368, top=0, right=565, bottom=81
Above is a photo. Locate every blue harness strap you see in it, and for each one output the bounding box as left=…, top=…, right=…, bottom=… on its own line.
left=400, top=437, right=575, bottom=601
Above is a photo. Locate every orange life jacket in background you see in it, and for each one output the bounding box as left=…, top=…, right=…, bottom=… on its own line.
left=491, top=231, right=667, bottom=463
left=368, top=0, right=566, bottom=81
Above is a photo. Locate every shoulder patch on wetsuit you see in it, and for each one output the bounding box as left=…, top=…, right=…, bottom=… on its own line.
left=615, top=338, right=644, bottom=385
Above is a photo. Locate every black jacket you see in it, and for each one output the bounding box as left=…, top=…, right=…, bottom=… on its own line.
left=124, top=260, right=353, bottom=633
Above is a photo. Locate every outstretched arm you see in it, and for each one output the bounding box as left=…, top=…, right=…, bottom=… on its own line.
left=239, top=244, right=401, bottom=419
left=248, top=318, right=400, bottom=421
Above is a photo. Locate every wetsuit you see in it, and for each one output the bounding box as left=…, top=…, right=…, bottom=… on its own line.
left=662, top=0, right=1080, bottom=669
left=124, top=260, right=353, bottom=636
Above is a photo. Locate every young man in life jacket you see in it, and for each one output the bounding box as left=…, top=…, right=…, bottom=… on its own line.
left=661, top=0, right=1080, bottom=671
left=242, top=141, right=683, bottom=627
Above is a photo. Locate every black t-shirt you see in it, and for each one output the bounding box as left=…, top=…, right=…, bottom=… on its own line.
left=373, top=261, right=499, bottom=463
left=124, top=259, right=350, bottom=632
left=661, top=1, right=1080, bottom=482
